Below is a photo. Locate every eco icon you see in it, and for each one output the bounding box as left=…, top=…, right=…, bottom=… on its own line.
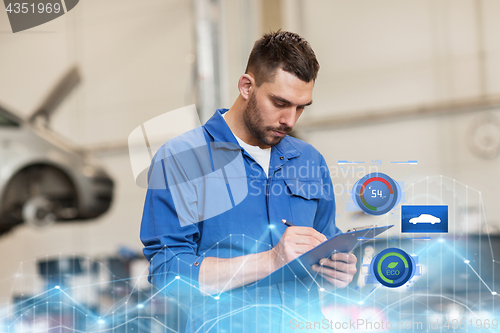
left=387, top=262, right=398, bottom=269
left=370, top=248, right=416, bottom=288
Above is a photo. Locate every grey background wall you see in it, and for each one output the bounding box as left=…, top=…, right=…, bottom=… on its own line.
left=0, top=0, right=499, bottom=302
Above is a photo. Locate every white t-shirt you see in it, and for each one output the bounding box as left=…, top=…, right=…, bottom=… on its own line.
left=222, top=112, right=271, bottom=177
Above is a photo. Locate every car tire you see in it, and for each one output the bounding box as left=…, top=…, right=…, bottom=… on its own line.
left=1, top=165, right=78, bottom=235
left=22, top=196, right=57, bottom=228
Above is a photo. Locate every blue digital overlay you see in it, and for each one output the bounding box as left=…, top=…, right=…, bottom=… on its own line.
left=352, top=172, right=401, bottom=215
left=370, top=248, right=416, bottom=288
left=401, top=205, right=448, bottom=233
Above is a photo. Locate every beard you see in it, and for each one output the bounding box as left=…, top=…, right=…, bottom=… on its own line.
left=243, top=93, right=292, bottom=147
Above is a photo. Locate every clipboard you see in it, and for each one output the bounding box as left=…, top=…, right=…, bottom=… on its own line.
left=252, top=225, right=394, bottom=287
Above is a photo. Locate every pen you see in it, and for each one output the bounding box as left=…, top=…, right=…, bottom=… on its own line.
left=282, top=219, right=297, bottom=227
left=346, top=225, right=377, bottom=232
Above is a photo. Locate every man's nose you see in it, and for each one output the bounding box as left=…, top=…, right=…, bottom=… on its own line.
left=279, top=107, right=297, bottom=129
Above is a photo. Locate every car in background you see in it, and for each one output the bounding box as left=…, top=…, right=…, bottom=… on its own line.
left=0, top=105, right=114, bottom=235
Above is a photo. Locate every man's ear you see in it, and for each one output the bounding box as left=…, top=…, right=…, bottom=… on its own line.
left=238, top=74, right=255, bottom=101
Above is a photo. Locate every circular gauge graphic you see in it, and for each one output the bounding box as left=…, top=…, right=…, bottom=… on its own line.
left=467, top=112, right=500, bottom=160
left=370, top=248, right=415, bottom=288
left=352, top=172, right=401, bottom=215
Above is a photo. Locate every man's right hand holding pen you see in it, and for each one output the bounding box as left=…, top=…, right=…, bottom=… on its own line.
left=199, top=220, right=357, bottom=295
left=270, top=219, right=357, bottom=289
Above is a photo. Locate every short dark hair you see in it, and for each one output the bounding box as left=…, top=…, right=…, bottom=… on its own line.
left=245, top=30, right=320, bottom=86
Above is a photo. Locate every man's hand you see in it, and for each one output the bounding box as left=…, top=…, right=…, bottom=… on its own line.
left=199, top=227, right=327, bottom=295
left=270, top=227, right=327, bottom=271
left=311, top=253, right=357, bottom=288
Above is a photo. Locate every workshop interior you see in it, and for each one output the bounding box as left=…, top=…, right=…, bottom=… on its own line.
left=1, top=0, right=500, bottom=332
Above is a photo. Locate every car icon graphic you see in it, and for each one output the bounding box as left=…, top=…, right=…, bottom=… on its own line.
left=409, top=214, right=441, bottom=224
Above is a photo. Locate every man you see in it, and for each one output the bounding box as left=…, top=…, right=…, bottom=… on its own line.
left=140, top=30, right=357, bottom=332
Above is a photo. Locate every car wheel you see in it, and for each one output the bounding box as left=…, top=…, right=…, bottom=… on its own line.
left=1, top=165, right=78, bottom=235
left=22, top=196, right=57, bottom=227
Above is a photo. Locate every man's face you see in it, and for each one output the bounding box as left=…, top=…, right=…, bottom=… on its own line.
left=243, top=68, right=314, bottom=148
